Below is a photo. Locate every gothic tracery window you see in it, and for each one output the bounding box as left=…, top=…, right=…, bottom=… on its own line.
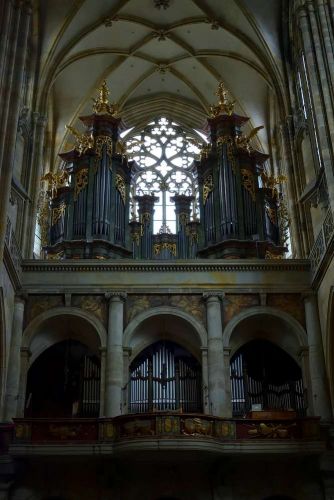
left=126, top=117, right=202, bottom=233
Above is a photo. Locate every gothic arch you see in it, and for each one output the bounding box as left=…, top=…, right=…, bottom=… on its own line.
left=22, top=306, right=107, bottom=364
left=223, top=306, right=308, bottom=363
left=124, top=306, right=207, bottom=362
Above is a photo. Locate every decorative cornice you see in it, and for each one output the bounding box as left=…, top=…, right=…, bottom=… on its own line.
left=105, top=291, right=127, bottom=301
left=22, top=259, right=311, bottom=273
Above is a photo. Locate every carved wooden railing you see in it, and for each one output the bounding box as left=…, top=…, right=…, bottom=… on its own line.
left=309, top=207, right=334, bottom=276
left=11, top=413, right=321, bottom=445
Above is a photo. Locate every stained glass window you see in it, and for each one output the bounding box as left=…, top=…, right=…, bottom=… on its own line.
left=126, top=117, right=202, bottom=233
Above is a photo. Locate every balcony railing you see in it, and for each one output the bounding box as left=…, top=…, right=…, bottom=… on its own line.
left=11, top=413, right=321, bottom=446
left=309, top=207, right=334, bottom=276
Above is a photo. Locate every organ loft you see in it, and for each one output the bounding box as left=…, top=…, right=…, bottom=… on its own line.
left=1, top=1, right=334, bottom=500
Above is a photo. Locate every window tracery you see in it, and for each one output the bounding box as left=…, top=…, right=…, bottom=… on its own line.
left=126, top=117, right=202, bottom=233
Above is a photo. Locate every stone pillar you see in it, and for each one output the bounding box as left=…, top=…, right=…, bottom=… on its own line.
left=105, top=292, right=126, bottom=417
left=0, top=1, right=32, bottom=260
left=122, top=347, right=131, bottom=414
left=304, top=293, right=332, bottom=419
left=299, top=346, right=314, bottom=415
left=99, top=347, right=106, bottom=417
left=23, top=112, right=47, bottom=258
left=3, top=296, right=25, bottom=421
left=16, top=347, right=30, bottom=417
left=203, top=292, right=227, bottom=416
left=201, top=347, right=209, bottom=414
left=297, top=4, right=334, bottom=213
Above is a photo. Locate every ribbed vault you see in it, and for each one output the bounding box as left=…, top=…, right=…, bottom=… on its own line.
left=33, top=0, right=285, bottom=167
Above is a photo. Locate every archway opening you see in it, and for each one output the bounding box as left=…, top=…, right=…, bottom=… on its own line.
left=230, top=340, right=306, bottom=417
left=25, top=339, right=100, bottom=417
left=129, top=340, right=202, bottom=413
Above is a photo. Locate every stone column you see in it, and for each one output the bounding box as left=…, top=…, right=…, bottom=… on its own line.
left=304, top=293, right=332, bottom=419
left=297, top=4, right=334, bottom=213
left=105, top=292, right=126, bottom=417
left=201, top=347, right=209, bottom=414
left=203, top=292, right=227, bottom=416
left=23, top=112, right=47, bottom=258
left=16, top=347, right=30, bottom=417
left=99, top=347, right=106, bottom=417
left=0, top=1, right=32, bottom=260
left=122, top=347, right=131, bottom=414
left=3, top=296, right=25, bottom=421
left=299, top=346, right=314, bottom=415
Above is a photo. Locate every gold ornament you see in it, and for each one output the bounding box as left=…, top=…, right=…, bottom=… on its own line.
left=51, top=202, right=66, bottom=226
left=115, top=174, right=126, bottom=204
left=210, top=81, right=235, bottom=117
left=153, top=242, right=177, bottom=256
left=66, top=125, right=94, bottom=156
left=240, top=169, right=256, bottom=201
left=92, top=80, right=119, bottom=116
left=74, top=168, right=89, bottom=200
left=203, top=175, right=214, bottom=204
left=235, top=126, right=264, bottom=153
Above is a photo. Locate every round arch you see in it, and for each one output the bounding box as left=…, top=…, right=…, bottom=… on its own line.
left=22, top=306, right=107, bottom=364
left=124, top=306, right=207, bottom=362
left=223, top=306, right=308, bottom=362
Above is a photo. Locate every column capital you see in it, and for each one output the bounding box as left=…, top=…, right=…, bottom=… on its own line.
left=203, top=291, right=225, bottom=301
left=123, top=346, right=132, bottom=355
left=105, top=291, right=127, bottom=302
left=301, top=291, right=317, bottom=302
left=20, top=347, right=31, bottom=357
left=299, top=346, right=309, bottom=357
left=15, top=293, right=27, bottom=305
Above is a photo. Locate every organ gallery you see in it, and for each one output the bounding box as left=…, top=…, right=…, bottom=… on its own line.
left=1, top=1, right=334, bottom=499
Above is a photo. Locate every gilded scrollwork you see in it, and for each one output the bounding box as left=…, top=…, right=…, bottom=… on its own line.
left=217, top=135, right=237, bottom=173
left=37, top=191, right=50, bottom=247
left=51, top=201, right=66, bottom=226
left=240, top=169, right=256, bottom=201
left=260, top=171, right=287, bottom=199
left=278, top=197, right=290, bottom=246
left=265, top=250, right=283, bottom=260
left=95, top=135, right=113, bottom=160
left=74, top=168, right=89, bottom=201
left=141, top=212, right=151, bottom=225
left=203, top=174, right=213, bottom=204
left=66, top=125, right=94, bottom=156
left=46, top=251, right=64, bottom=260
left=153, top=242, right=177, bottom=256
left=186, top=225, right=198, bottom=244
left=115, top=174, right=126, bottom=204
left=178, top=212, right=189, bottom=226
left=41, top=169, right=69, bottom=199
left=235, top=126, right=264, bottom=153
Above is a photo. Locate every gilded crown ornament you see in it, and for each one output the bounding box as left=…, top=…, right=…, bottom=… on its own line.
left=92, top=80, right=119, bottom=116
left=210, top=81, right=235, bottom=117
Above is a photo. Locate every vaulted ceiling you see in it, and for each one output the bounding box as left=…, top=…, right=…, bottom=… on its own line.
left=34, top=0, right=285, bottom=166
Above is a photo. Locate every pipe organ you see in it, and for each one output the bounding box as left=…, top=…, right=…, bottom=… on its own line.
left=129, top=342, right=202, bottom=414
left=39, top=81, right=288, bottom=260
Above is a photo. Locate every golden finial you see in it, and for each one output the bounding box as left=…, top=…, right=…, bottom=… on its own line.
left=92, top=80, right=119, bottom=116
left=210, top=81, right=235, bottom=117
